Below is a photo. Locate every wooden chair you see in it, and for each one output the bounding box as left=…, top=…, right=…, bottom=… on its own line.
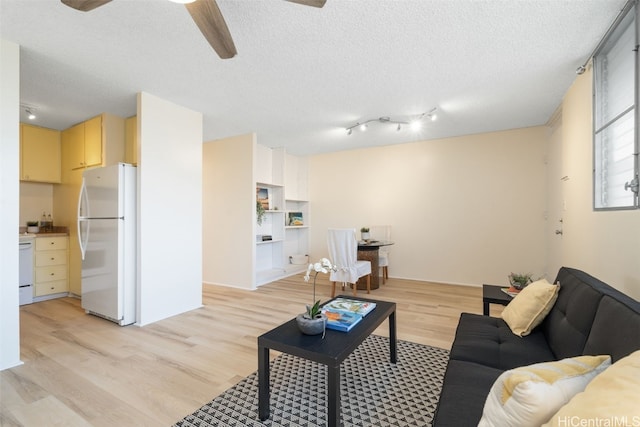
left=327, top=228, right=372, bottom=298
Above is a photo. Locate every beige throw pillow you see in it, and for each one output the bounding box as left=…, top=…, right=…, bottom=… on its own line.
left=543, top=350, right=640, bottom=426
left=501, top=279, right=559, bottom=337
left=479, top=355, right=611, bottom=427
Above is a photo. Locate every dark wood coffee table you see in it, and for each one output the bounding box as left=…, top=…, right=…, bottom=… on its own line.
left=257, top=296, right=397, bottom=427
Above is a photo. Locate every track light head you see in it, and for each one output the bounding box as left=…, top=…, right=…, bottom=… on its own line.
left=21, top=104, right=37, bottom=120
left=346, top=128, right=352, bottom=135
left=360, top=123, right=367, bottom=132
left=576, top=65, right=586, bottom=75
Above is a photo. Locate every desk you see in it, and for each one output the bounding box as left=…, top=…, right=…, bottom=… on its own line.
left=357, top=240, right=394, bottom=290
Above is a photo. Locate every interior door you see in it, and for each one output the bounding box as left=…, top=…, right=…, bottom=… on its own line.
left=546, top=118, right=564, bottom=278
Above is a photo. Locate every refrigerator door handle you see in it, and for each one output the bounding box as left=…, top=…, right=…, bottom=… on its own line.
left=77, top=178, right=89, bottom=260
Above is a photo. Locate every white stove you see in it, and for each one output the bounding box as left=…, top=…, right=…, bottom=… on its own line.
left=19, top=234, right=35, bottom=305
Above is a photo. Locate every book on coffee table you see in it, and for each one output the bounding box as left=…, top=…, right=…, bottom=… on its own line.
left=323, top=309, right=362, bottom=332
left=322, top=298, right=376, bottom=317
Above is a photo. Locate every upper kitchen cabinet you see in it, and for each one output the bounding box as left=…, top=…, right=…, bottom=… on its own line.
left=20, top=123, right=61, bottom=183
left=125, top=115, right=137, bottom=165
left=83, top=115, right=103, bottom=168
left=62, top=113, right=125, bottom=171
left=63, top=122, right=84, bottom=170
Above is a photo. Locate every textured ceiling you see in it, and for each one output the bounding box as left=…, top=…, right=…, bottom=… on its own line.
left=0, top=0, right=628, bottom=156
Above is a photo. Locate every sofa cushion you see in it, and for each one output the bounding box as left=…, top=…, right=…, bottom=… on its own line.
left=542, top=350, right=640, bottom=426
left=478, top=355, right=611, bottom=427
left=583, top=294, right=640, bottom=362
left=450, top=313, right=556, bottom=371
left=432, top=359, right=503, bottom=427
left=542, top=268, right=606, bottom=359
left=501, top=279, right=559, bottom=337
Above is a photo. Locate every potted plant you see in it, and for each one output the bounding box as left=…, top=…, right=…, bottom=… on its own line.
left=360, top=227, right=370, bottom=241
left=297, top=258, right=338, bottom=336
left=508, top=272, right=533, bottom=291
left=256, top=200, right=266, bottom=225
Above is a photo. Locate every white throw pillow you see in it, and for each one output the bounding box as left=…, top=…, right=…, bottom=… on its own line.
left=478, top=355, right=611, bottom=427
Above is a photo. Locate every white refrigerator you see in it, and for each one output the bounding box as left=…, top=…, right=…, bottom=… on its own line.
left=78, top=163, right=136, bottom=326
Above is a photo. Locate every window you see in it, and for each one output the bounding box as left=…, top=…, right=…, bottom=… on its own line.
left=593, top=3, right=638, bottom=210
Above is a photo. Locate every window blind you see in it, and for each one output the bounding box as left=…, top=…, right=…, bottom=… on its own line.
left=593, top=4, right=637, bottom=209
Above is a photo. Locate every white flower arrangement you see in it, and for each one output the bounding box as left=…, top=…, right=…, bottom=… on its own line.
left=303, top=258, right=338, bottom=318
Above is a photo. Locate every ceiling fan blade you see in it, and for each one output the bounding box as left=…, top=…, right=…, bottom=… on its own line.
left=285, top=0, right=327, bottom=8
left=60, top=0, right=112, bottom=12
left=185, top=0, right=237, bottom=59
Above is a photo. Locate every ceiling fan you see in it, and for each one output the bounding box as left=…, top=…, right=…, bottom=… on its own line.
left=60, top=0, right=326, bottom=59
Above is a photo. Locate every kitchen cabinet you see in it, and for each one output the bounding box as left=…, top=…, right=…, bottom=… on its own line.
left=20, top=123, right=61, bottom=183
left=83, top=115, right=103, bottom=168
left=64, top=122, right=85, bottom=170
left=125, top=115, right=138, bottom=165
left=62, top=113, right=125, bottom=170
left=34, top=236, right=69, bottom=299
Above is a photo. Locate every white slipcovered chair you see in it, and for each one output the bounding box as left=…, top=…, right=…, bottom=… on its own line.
left=327, top=228, right=372, bottom=298
left=370, top=225, right=391, bottom=284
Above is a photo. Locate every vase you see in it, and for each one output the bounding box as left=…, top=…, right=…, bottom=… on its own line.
left=296, top=313, right=326, bottom=335
left=361, top=232, right=370, bottom=241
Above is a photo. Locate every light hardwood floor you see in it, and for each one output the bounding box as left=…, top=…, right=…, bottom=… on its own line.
left=1, top=275, right=493, bottom=426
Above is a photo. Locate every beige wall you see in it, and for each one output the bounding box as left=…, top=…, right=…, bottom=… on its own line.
left=19, top=182, right=53, bottom=226
left=553, top=68, right=640, bottom=300
left=307, top=68, right=640, bottom=301
left=309, top=126, right=549, bottom=286
left=202, top=133, right=256, bottom=289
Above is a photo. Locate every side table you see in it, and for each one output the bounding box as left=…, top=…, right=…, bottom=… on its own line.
left=482, top=284, right=514, bottom=315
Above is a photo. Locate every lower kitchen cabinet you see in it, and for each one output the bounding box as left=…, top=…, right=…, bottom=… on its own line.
left=34, top=236, right=69, bottom=299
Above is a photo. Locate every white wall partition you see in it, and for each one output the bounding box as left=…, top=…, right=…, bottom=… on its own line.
left=0, top=39, right=22, bottom=370
left=136, top=92, right=203, bottom=326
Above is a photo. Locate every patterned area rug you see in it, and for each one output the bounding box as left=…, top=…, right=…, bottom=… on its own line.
left=173, top=335, right=449, bottom=427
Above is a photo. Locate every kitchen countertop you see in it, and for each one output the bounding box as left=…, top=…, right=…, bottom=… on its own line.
left=19, top=226, right=69, bottom=237
left=33, top=232, right=69, bottom=237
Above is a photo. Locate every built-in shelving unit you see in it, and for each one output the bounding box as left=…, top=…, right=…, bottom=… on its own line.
left=255, top=148, right=309, bottom=286
left=202, top=136, right=309, bottom=289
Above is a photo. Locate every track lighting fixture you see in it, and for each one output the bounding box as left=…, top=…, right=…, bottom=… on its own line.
left=345, top=108, right=437, bottom=135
